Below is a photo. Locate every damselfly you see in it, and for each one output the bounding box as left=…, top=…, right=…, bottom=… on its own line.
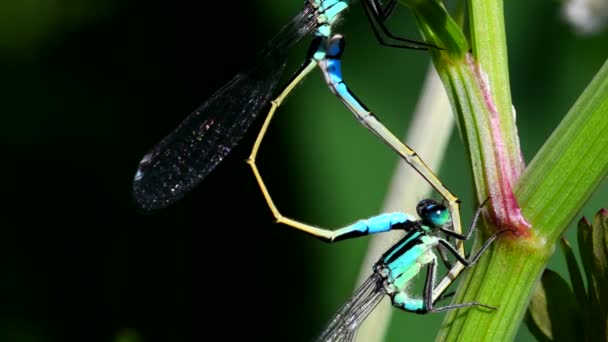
left=315, top=200, right=509, bottom=341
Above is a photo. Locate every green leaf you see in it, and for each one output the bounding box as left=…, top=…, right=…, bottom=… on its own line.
left=578, top=216, right=601, bottom=336
left=399, top=0, right=468, bottom=58
left=603, top=210, right=608, bottom=257
left=560, top=237, right=589, bottom=333
left=578, top=210, right=608, bottom=339
left=590, top=210, right=608, bottom=302
left=525, top=269, right=580, bottom=342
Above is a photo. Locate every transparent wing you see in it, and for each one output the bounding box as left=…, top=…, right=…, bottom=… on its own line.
left=316, top=273, right=385, bottom=342
left=133, top=7, right=316, bottom=210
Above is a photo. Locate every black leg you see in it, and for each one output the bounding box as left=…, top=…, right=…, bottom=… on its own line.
left=429, top=299, right=497, bottom=313
left=438, top=229, right=511, bottom=267
left=425, top=256, right=497, bottom=313
left=440, top=196, right=491, bottom=241
left=422, top=258, right=438, bottom=313
left=369, top=0, right=397, bottom=20
left=435, top=291, right=455, bottom=303
left=362, top=0, right=440, bottom=50
left=437, top=244, right=454, bottom=270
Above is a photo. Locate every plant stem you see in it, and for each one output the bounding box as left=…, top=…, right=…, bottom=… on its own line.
left=441, top=57, right=608, bottom=341
left=399, top=0, right=608, bottom=340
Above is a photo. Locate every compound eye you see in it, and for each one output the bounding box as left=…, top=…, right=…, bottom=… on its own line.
left=427, top=207, right=451, bottom=226
left=417, top=200, right=450, bottom=226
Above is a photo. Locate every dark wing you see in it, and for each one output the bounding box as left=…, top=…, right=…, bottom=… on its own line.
left=316, top=273, right=385, bottom=342
left=133, top=7, right=316, bottom=210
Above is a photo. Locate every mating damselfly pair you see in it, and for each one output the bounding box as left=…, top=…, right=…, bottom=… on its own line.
left=132, top=1, right=508, bottom=341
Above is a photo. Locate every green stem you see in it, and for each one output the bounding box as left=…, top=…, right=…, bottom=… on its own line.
left=403, top=0, right=530, bottom=235
left=442, top=57, right=608, bottom=341
left=399, top=0, right=608, bottom=340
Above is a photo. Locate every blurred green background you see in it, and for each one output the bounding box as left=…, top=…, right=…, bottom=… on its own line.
left=0, top=0, right=606, bottom=341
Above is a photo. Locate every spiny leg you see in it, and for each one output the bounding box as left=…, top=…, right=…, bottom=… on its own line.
left=435, top=291, right=455, bottom=303
left=432, top=228, right=511, bottom=302
left=438, top=228, right=511, bottom=267
left=440, top=196, right=491, bottom=241
left=318, top=34, right=465, bottom=256
left=433, top=197, right=487, bottom=281
left=436, top=244, right=454, bottom=270
left=368, top=0, right=397, bottom=21
left=423, top=259, right=497, bottom=313
left=362, top=0, right=438, bottom=50
left=389, top=255, right=493, bottom=313
left=432, top=198, right=490, bottom=300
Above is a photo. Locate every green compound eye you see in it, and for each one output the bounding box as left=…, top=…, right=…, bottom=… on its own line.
left=428, top=206, right=451, bottom=226
left=416, top=200, right=451, bottom=227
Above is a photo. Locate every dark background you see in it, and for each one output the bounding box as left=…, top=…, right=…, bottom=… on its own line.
left=1, top=0, right=606, bottom=341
